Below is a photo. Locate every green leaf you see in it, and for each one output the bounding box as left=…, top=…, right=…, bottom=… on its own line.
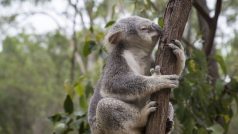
left=215, top=79, right=224, bottom=96
left=208, top=123, right=224, bottom=134
left=64, top=95, right=74, bottom=114
left=48, top=113, right=62, bottom=124
left=233, top=95, right=238, bottom=114
left=230, top=77, right=238, bottom=93
left=83, top=40, right=96, bottom=57
left=85, top=81, right=93, bottom=98
left=187, top=59, right=197, bottom=72
left=105, top=20, right=115, bottom=28
left=96, top=32, right=104, bottom=41
left=75, top=82, right=84, bottom=97
left=79, top=95, right=88, bottom=111
left=196, top=127, right=208, bottom=134
left=79, top=122, right=85, bottom=133
left=89, top=26, right=94, bottom=33
left=54, top=123, right=67, bottom=134
left=74, top=111, right=86, bottom=119
left=64, top=80, right=74, bottom=97
left=158, top=17, right=164, bottom=28
left=65, top=117, right=73, bottom=125
left=215, top=54, right=227, bottom=75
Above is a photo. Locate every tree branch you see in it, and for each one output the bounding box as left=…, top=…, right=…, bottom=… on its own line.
left=214, top=0, right=222, bottom=20
left=68, top=0, right=87, bottom=30
left=69, top=0, right=83, bottom=81
left=193, top=0, right=212, bottom=25
left=145, top=0, right=192, bottom=134
left=204, top=0, right=222, bottom=56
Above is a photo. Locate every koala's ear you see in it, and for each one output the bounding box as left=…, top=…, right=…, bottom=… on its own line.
left=107, top=31, right=122, bottom=45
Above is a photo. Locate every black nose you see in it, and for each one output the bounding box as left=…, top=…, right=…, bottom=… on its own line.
left=151, top=23, right=162, bottom=34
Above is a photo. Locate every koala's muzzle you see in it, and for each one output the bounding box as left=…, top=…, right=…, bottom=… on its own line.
left=151, top=23, right=163, bottom=35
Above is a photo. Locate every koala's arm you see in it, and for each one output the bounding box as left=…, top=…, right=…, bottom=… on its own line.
left=101, top=72, right=178, bottom=101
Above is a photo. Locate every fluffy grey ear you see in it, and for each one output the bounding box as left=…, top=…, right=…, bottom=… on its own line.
left=107, top=31, right=122, bottom=45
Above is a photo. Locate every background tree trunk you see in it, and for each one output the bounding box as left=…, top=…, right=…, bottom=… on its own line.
left=145, top=0, right=192, bottom=134
left=194, top=0, right=221, bottom=86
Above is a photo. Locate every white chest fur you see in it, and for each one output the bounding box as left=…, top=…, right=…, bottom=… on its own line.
left=122, top=50, right=145, bottom=74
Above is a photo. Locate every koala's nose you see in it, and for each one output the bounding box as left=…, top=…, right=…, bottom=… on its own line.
left=151, top=23, right=162, bottom=33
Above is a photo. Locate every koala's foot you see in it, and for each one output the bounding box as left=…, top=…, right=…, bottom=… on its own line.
left=139, top=101, right=157, bottom=126
left=143, top=101, right=157, bottom=114
left=166, top=102, right=174, bottom=134
left=166, top=119, right=173, bottom=134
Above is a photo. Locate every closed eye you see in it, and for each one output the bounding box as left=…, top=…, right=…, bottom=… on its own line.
left=140, top=26, right=149, bottom=31
left=141, top=27, right=147, bottom=30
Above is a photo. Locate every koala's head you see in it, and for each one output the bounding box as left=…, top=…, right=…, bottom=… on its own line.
left=105, top=16, right=162, bottom=50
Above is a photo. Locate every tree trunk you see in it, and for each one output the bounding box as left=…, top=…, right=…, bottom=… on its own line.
left=145, top=0, right=192, bottom=134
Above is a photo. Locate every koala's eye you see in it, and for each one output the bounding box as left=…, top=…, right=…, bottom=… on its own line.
left=140, top=26, right=149, bottom=31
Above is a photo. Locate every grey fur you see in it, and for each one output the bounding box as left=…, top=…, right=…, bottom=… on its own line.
left=88, top=16, right=185, bottom=134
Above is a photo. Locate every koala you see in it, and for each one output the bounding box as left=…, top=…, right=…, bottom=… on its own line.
left=88, top=16, right=185, bottom=134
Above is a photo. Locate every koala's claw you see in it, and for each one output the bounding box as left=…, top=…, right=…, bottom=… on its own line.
left=168, top=40, right=185, bottom=60
left=162, top=74, right=180, bottom=80
left=171, top=39, right=183, bottom=49
left=157, top=75, right=180, bottom=89
left=150, top=65, right=161, bottom=76
left=146, top=101, right=157, bottom=107
left=139, top=101, right=158, bottom=126
left=169, top=40, right=184, bottom=50
left=142, top=101, right=157, bottom=115
left=150, top=68, right=155, bottom=75
left=154, top=65, right=161, bottom=75
left=168, top=43, right=180, bottom=52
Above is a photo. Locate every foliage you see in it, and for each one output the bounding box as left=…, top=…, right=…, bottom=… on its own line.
left=0, top=32, right=70, bottom=134
left=174, top=49, right=238, bottom=134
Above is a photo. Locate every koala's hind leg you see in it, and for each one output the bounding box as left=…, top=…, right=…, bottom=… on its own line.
left=95, top=98, right=156, bottom=134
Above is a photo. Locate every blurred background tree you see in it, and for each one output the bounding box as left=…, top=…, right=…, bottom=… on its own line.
left=0, top=0, right=238, bottom=134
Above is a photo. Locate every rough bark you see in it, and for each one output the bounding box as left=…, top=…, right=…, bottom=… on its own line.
left=145, top=0, right=192, bottom=134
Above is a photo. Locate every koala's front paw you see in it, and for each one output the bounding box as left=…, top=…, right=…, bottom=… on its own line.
left=150, top=65, right=161, bottom=76
left=168, top=40, right=186, bottom=75
left=168, top=40, right=185, bottom=60
left=156, top=75, right=180, bottom=89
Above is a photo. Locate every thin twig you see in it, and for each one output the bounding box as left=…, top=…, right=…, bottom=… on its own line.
left=68, top=0, right=86, bottom=30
